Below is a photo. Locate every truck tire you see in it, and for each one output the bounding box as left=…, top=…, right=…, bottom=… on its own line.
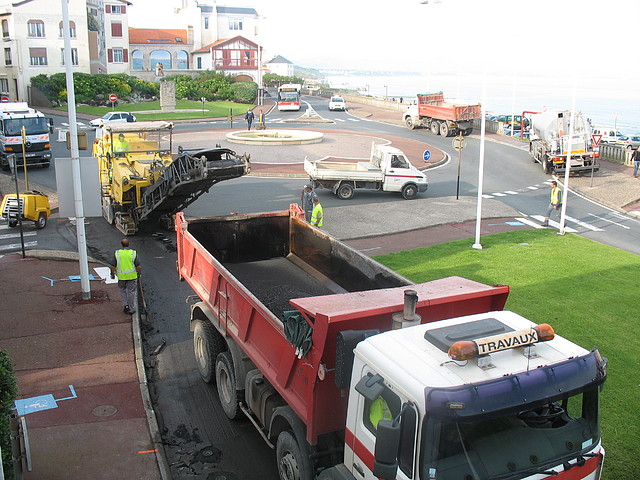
left=440, top=122, right=450, bottom=137
left=276, top=431, right=314, bottom=480
left=463, top=127, right=473, bottom=136
left=8, top=220, right=17, bottom=228
left=35, top=212, right=47, bottom=229
left=430, top=121, right=440, bottom=135
left=193, top=320, right=225, bottom=383
left=216, top=351, right=241, bottom=419
left=336, top=183, right=355, bottom=200
left=405, top=117, right=415, bottom=130
left=402, top=183, right=418, bottom=200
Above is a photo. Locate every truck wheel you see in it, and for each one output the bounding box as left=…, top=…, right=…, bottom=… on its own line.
left=430, top=121, right=440, bottom=135
left=193, top=320, right=225, bottom=383
left=405, top=117, right=415, bottom=130
left=216, top=351, right=240, bottom=419
left=276, top=431, right=314, bottom=480
left=463, top=127, right=473, bottom=136
left=402, top=184, right=418, bottom=200
left=440, top=122, right=450, bottom=137
left=8, top=220, right=17, bottom=228
left=337, top=183, right=354, bottom=200
left=35, top=212, right=47, bottom=229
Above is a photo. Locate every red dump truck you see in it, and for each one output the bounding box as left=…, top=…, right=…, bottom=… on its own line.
left=176, top=205, right=607, bottom=480
left=403, top=92, right=481, bottom=137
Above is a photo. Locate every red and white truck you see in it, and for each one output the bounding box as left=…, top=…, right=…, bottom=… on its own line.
left=403, top=92, right=481, bottom=137
left=176, top=205, right=607, bottom=480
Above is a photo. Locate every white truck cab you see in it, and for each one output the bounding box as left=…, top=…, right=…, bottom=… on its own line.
left=328, top=310, right=607, bottom=480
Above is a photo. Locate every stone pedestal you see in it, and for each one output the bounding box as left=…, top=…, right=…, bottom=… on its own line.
left=160, top=81, right=176, bottom=112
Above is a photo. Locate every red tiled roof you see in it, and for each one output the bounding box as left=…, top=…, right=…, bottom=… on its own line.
left=128, top=27, right=189, bottom=45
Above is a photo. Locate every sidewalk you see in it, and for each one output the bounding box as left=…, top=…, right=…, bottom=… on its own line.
left=1, top=99, right=639, bottom=479
left=0, top=251, right=165, bottom=480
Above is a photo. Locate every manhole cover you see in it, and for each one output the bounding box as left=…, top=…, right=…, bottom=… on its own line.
left=92, top=404, right=118, bottom=417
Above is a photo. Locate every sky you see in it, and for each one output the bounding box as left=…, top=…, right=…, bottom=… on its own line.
left=127, top=0, right=640, bottom=128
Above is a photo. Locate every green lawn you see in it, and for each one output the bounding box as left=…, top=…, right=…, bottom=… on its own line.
left=374, top=229, right=639, bottom=480
left=56, top=100, right=254, bottom=122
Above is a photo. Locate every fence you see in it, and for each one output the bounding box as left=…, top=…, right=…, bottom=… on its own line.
left=598, top=143, right=633, bottom=166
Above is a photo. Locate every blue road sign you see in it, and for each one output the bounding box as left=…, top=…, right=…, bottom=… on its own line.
left=423, top=150, right=431, bottom=162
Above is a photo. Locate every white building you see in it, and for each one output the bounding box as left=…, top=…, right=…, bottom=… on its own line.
left=266, top=55, right=294, bottom=77
left=0, top=0, right=91, bottom=102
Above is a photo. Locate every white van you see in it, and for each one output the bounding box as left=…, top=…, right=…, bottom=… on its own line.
left=592, top=126, right=624, bottom=144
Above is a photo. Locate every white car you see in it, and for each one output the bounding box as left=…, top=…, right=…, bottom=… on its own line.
left=89, top=111, right=136, bottom=127
left=328, top=96, right=346, bottom=111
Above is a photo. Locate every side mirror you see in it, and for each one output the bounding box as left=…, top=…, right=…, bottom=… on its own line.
left=373, top=419, right=400, bottom=480
left=354, top=373, right=384, bottom=402
left=47, top=117, right=54, bottom=133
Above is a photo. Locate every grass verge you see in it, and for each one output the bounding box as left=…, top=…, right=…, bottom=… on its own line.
left=374, top=229, right=639, bottom=480
left=55, top=100, right=254, bottom=122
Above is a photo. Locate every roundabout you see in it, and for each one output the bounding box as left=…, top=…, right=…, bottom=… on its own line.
left=225, top=129, right=324, bottom=145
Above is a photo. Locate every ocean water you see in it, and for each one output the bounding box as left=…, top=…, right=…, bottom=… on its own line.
left=323, top=72, right=640, bottom=134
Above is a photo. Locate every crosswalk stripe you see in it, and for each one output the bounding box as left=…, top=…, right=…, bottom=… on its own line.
left=0, top=231, right=37, bottom=240
left=0, top=241, right=38, bottom=252
left=530, top=215, right=577, bottom=232
left=564, top=215, right=604, bottom=232
left=515, top=217, right=546, bottom=229
left=491, top=192, right=507, bottom=197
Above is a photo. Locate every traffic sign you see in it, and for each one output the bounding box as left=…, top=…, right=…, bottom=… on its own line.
left=1, top=96, right=9, bottom=103
left=423, top=150, right=431, bottom=162
left=592, top=134, right=602, bottom=147
left=109, top=94, right=117, bottom=103
left=452, top=136, right=467, bottom=152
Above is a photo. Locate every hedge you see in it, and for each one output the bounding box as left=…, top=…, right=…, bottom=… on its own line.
left=0, top=350, right=17, bottom=480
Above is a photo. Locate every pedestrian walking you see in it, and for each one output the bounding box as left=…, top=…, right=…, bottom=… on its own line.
left=110, top=238, right=141, bottom=315
left=542, top=180, right=562, bottom=226
left=310, top=196, right=323, bottom=228
left=632, top=146, right=640, bottom=177
left=245, top=109, right=255, bottom=130
left=300, top=183, right=318, bottom=222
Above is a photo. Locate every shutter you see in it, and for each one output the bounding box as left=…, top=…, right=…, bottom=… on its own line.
left=106, top=4, right=111, bottom=13
left=108, top=48, right=113, bottom=63
left=111, top=22, right=122, bottom=37
left=121, top=5, right=126, bottom=14
left=123, top=49, right=128, bottom=62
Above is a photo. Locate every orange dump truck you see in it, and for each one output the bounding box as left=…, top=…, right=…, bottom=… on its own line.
left=403, top=92, right=481, bottom=137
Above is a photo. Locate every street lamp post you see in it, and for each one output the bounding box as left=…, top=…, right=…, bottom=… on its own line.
left=384, top=85, right=388, bottom=100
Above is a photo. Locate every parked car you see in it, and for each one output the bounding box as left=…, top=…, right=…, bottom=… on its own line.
left=89, top=111, right=136, bottom=127
left=328, top=96, right=346, bottom=111
left=617, top=135, right=640, bottom=150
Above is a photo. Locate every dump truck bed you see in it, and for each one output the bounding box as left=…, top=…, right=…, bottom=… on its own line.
left=176, top=206, right=510, bottom=443
left=304, top=158, right=383, bottom=182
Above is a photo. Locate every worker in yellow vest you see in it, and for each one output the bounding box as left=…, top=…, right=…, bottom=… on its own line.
left=310, top=196, right=323, bottom=228
left=369, top=395, right=392, bottom=429
left=542, top=180, right=562, bottom=227
left=110, top=238, right=142, bottom=314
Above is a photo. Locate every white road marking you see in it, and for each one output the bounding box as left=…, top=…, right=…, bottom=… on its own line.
left=0, top=231, right=37, bottom=240
left=530, top=215, right=577, bottom=232
left=587, top=213, right=631, bottom=229
left=515, top=217, right=546, bottom=229
left=563, top=215, right=603, bottom=232
left=0, top=241, right=38, bottom=252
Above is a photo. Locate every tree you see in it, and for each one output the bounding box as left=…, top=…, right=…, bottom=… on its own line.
left=0, top=350, right=17, bottom=480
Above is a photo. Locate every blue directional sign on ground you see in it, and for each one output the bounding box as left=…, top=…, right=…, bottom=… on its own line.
left=423, top=150, right=431, bottom=162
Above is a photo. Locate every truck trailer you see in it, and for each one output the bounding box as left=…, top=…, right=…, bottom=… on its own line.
left=529, top=110, right=600, bottom=174
left=177, top=205, right=607, bottom=480
left=403, top=93, right=481, bottom=137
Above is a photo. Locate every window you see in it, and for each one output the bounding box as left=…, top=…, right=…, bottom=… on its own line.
left=108, top=48, right=128, bottom=63
left=131, top=50, right=143, bottom=70
left=2, top=19, right=9, bottom=39
left=149, top=50, right=171, bottom=70
left=4, top=47, right=11, bottom=66
left=111, top=22, right=122, bottom=37
left=204, top=16, right=209, bottom=29
left=197, top=56, right=202, bottom=69
left=177, top=50, right=188, bottom=69
left=61, top=48, right=78, bottom=66
left=112, top=48, right=123, bottom=63
left=111, top=5, right=121, bottom=14
left=229, top=19, right=243, bottom=31
left=27, top=20, right=45, bottom=38
left=106, top=4, right=126, bottom=14
left=59, top=21, right=76, bottom=38
left=29, top=47, right=47, bottom=66
left=0, top=78, right=8, bottom=93
left=363, top=385, right=400, bottom=435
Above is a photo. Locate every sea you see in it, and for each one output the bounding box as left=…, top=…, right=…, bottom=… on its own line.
left=322, top=72, right=640, bottom=134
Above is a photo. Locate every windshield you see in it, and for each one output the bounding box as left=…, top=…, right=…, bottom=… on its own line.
left=332, top=97, right=344, bottom=103
left=420, top=387, right=600, bottom=480
left=278, top=91, right=299, bottom=102
left=3, top=117, right=48, bottom=136
left=110, top=129, right=171, bottom=155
